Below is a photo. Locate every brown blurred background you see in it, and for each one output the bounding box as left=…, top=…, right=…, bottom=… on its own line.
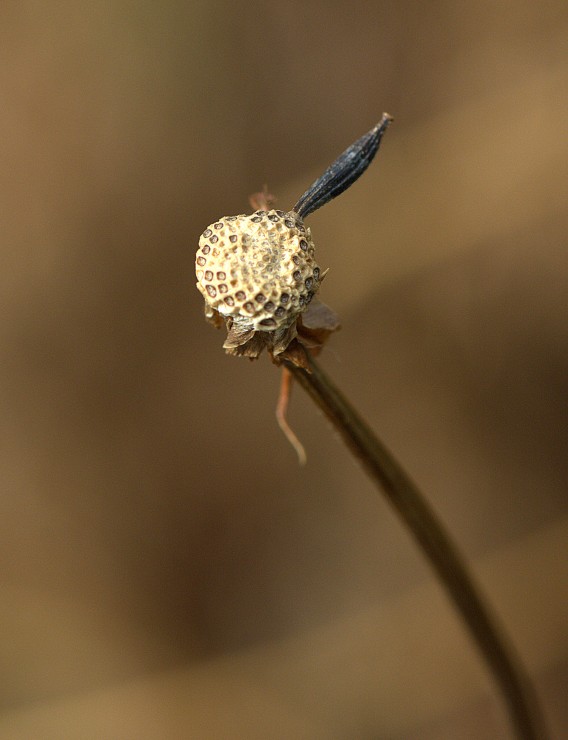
left=1, top=1, right=567, bottom=737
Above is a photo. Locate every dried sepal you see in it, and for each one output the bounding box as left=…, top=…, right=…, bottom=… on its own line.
left=204, top=304, right=225, bottom=329
left=270, top=299, right=340, bottom=370
left=224, top=331, right=269, bottom=358
left=222, top=321, right=257, bottom=350
left=297, top=298, right=340, bottom=353
left=273, top=338, right=311, bottom=371
left=222, top=319, right=299, bottom=359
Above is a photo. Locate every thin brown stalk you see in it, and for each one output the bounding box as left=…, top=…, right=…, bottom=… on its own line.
left=276, top=367, right=307, bottom=466
left=284, top=351, right=548, bottom=740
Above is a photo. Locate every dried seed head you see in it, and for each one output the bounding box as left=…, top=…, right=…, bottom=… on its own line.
left=196, top=209, right=324, bottom=357
left=196, top=116, right=392, bottom=360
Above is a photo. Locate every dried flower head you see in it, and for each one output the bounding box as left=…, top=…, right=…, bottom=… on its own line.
left=196, top=113, right=392, bottom=363
left=196, top=209, right=325, bottom=358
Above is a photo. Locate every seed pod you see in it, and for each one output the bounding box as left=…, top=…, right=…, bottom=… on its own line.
left=196, top=209, right=324, bottom=358
left=293, top=113, right=393, bottom=219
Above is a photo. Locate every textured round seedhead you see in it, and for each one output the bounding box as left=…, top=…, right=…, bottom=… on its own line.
left=196, top=210, right=322, bottom=334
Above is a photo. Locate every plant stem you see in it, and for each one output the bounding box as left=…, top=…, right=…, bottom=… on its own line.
left=284, top=352, right=548, bottom=740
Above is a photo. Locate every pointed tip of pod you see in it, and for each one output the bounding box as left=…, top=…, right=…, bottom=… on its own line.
left=374, top=112, right=394, bottom=132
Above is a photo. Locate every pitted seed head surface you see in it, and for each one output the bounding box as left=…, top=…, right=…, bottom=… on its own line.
left=196, top=210, right=322, bottom=332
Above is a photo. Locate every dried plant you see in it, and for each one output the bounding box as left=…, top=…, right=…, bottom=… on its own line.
left=195, top=115, right=547, bottom=739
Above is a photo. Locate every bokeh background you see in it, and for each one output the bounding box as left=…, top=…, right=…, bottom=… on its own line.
left=1, top=1, right=567, bottom=737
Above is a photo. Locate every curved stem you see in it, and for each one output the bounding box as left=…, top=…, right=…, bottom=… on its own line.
left=284, top=353, right=548, bottom=740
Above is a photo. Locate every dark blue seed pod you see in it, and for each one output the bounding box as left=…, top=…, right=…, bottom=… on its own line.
left=292, top=113, right=393, bottom=219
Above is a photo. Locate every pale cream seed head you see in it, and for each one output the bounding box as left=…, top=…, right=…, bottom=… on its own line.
left=196, top=210, right=322, bottom=332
